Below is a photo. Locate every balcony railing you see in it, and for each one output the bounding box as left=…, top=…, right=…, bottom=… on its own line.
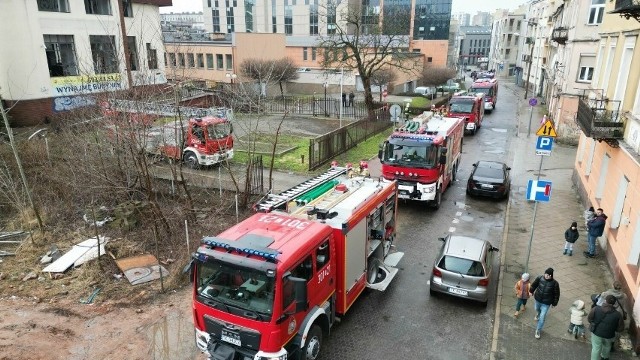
left=576, top=92, right=624, bottom=146
left=551, top=27, right=568, bottom=45
left=610, top=0, right=640, bottom=22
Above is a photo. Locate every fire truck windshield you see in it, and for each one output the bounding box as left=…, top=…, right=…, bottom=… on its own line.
left=470, top=87, right=492, bottom=96
left=449, top=101, right=474, bottom=114
left=382, top=140, right=439, bottom=168
left=196, top=260, right=275, bottom=321
left=207, top=122, right=232, bottom=139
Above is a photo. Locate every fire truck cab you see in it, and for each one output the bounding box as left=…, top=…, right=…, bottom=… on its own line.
left=468, top=78, right=498, bottom=112
left=448, top=92, right=484, bottom=135
left=190, top=167, right=404, bottom=360
left=378, top=111, right=464, bottom=208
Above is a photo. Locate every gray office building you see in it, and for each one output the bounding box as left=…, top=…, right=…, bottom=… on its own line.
left=458, top=26, right=491, bottom=66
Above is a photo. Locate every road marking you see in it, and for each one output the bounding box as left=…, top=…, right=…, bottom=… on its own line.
left=448, top=227, right=456, bottom=233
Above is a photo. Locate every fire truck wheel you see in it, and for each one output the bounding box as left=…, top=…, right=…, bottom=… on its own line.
left=304, top=325, right=322, bottom=360
left=432, top=187, right=441, bottom=209
left=183, top=152, right=199, bottom=169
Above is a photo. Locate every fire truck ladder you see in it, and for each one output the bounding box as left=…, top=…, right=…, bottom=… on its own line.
left=255, top=167, right=347, bottom=213
left=108, top=99, right=231, bottom=119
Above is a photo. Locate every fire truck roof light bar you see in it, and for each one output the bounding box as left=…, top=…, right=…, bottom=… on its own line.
left=201, top=236, right=280, bottom=262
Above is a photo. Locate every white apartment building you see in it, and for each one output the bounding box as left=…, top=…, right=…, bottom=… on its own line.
left=520, top=0, right=551, bottom=100
left=0, top=0, right=171, bottom=126
left=488, top=7, right=525, bottom=78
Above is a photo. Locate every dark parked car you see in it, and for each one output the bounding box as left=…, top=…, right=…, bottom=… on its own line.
left=466, top=161, right=511, bottom=198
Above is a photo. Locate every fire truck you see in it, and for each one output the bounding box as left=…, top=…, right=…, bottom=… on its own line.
left=448, top=92, right=484, bottom=135
left=104, top=105, right=234, bottom=168
left=189, top=166, right=404, bottom=360
left=468, top=78, right=498, bottom=112
left=378, top=111, right=464, bottom=209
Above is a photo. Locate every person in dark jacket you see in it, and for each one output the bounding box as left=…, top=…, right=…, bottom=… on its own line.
left=529, top=267, right=560, bottom=339
left=588, top=295, right=624, bottom=360
left=585, top=208, right=607, bottom=258
left=563, top=221, right=579, bottom=256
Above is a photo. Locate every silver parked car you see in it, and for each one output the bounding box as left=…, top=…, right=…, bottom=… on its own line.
left=429, top=235, right=499, bottom=306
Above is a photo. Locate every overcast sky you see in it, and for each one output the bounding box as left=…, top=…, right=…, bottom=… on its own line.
left=160, top=0, right=526, bottom=15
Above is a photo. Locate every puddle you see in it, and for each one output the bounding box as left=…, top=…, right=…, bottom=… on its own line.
left=460, top=215, right=473, bottom=222
left=148, top=310, right=198, bottom=360
left=490, top=128, right=508, bottom=133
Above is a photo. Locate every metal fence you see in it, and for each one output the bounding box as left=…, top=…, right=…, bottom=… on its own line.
left=263, top=97, right=369, bottom=119
left=308, top=107, right=392, bottom=170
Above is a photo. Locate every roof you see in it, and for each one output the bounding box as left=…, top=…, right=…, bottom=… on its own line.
left=476, top=160, right=505, bottom=169
left=444, top=235, right=487, bottom=261
left=391, top=112, right=462, bottom=143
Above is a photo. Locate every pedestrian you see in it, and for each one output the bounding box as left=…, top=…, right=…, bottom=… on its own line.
left=342, top=92, right=347, bottom=107
left=529, top=267, right=560, bottom=339
left=563, top=221, right=579, bottom=256
left=588, top=295, right=624, bottom=360
left=348, top=91, right=354, bottom=107
left=568, top=299, right=587, bottom=340
left=594, top=281, right=628, bottom=352
left=514, top=272, right=530, bottom=317
left=584, top=206, right=595, bottom=227
left=584, top=208, right=607, bottom=258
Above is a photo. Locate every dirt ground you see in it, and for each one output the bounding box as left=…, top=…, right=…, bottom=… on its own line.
left=0, top=287, right=205, bottom=360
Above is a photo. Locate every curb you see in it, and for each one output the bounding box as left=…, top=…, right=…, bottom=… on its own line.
left=490, top=192, right=511, bottom=360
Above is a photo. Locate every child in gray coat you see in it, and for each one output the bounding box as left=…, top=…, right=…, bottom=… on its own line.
left=568, top=299, right=587, bottom=340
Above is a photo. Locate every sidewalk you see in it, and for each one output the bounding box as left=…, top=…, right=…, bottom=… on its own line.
left=491, top=80, right=632, bottom=359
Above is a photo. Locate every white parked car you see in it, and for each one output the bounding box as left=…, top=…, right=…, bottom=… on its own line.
left=414, top=86, right=436, bottom=99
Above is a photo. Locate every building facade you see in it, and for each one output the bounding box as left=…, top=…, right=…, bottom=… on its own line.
left=457, top=26, right=492, bottom=67
left=488, top=8, right=525, bottom=78
left=0, top=0, right=171, bottom=126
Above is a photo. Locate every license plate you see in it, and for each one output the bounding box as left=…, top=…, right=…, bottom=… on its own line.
left=481, top=184, right=493, bottom=189
left=221, top=330, right=241, bottom=346
left=448, top=287, right=468, bottom=296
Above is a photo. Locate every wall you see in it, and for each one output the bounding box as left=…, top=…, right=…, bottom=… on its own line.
left=410, top=40, right=448, bottom=68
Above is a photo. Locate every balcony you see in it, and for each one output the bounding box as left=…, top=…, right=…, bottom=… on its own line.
left=576, top=92, right=624, bottom=147
left=610, top=0, right=640, bottom=22
left=551, top=27, right=568, bottom=45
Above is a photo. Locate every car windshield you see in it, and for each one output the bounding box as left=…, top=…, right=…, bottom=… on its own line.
left=382, top=140, right=439, bottom=168
left=474, top=165, right=503, bottom=179
left=207, top=122, right=232, bottom=139
left=196, top=259, right=275, bottom=320
left=470, top=87, right=492, bottom=96
left=438, top=255, right=485, bottom=276
left=449, top=101, right=474, bottom=114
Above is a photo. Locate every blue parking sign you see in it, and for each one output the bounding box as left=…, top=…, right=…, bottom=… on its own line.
left=526, top=180, right=552, bottom=202
left=535, top=136, right=553, bottom=156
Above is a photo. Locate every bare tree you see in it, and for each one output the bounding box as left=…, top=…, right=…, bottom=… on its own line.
left=239, top=58, right=299, bottom=98
left=419, top=66, right=456, bottom=96
left=317, top=4, right=421, bottom=118
left=370, top=68, right=397, bottom=102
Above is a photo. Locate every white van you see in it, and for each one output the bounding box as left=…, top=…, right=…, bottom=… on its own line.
left=414, top=86, right=436, bottom=99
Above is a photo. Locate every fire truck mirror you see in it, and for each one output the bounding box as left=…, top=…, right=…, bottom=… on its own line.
left=182, top=259, right=195, bottom=283
left=439, top=148, right=447, bottom=165
left=290, top=277, right=309, bottom=312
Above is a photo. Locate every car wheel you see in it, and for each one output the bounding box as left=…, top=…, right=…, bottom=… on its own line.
left=429, top=287, right=436, bottom=297
left=480, top=299, right=488, bottom=307
left=303, top=325, right=323, bottom=360
left=183, top=152, right=200, bottom=169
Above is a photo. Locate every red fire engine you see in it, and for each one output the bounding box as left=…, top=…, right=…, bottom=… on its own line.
left=378, top=111, right=464, bottom=208
left=468, top=78, right=498, bottom=112
left=189, top=166, right=404, bottom=359
left=448, top=92, right=484, bottom=135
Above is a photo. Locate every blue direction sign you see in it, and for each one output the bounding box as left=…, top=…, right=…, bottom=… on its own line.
left=529, top=98, right=538, bottom=106
left=526, top=180, right=552, bottom=202
left=535, top=136, right=553, bottom=156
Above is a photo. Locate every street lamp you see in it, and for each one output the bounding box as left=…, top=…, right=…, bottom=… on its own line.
left=225, top=72, right=237, bottom=84
left=323, top=82, right=329, bottom=116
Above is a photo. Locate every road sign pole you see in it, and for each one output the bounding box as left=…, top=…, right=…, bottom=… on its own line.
left=524, top=155, right=545, bottom=273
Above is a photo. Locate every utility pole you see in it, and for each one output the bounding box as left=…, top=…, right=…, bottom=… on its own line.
left=523, top=37, right=535, bottom=100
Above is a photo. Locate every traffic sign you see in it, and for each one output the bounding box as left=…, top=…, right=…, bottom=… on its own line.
left=535, top=136, right=553, bottom=156
left=389, top=104, right=402, bottom=121
left=526, top=180, right=552, bottom=202
left=536, top=119, right=557, bottom=137
left=529, top=98, right=538, bottom=106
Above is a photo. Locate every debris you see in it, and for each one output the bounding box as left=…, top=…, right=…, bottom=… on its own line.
left=113, top=273, right=123, bottom=280
left=22, top=272, right=38, bottom=281
left=42, top=236, right=110, bottom=273
left=160, top=258, right=175, bottom=265
left=135, top=309, right=143, bottom=314
left=115, top=254, right=169, bottom=285
left=82, top=206, right=113, bottom=227
left=50, top=273, right=65, bottom=280
left=79, top=288, right=101, bottom=304
left=0, top=272, right=5, bottom=280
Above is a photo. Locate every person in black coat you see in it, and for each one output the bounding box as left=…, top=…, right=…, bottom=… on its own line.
left=563, top=221, right=579, bottom=256
left=342, top=92, right=347, bottom=107
left=529, top=268, right=560, bottom=339
left=588, top=295, right=624, bottom=360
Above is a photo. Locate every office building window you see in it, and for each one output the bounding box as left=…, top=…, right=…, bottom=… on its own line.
left=272, top=0, right=277, bottom=33
left=285, top=6, right=293, bottom=35
left=310, top=2, right=319, bottom=35
left=588, top=0, right=605, bottom=25
left=226, top=6, right=235, bottom=33
left=126, top=36, right=139, bottom=71
left=38, top=0, right=70, bottom=12
left=327, top=1, right=336, bottom=35
left=245, top=0, right=254, bottom=32
left=206, top=54, right=214, bottom=69
left=85, top=0, right=112, bottom=15
left=89, top=35, right=118, bottom=73
left=44, top=34, right=78, bottom=76
left=217, top=54, right=224, bottom=69
left=225, top=54, right=233, bottom=70
left=197, top=53, right=205, bottom=68
left=303, top=47, right=308, bottom=61
left=212, top=9, right=221, bottom=32
left=146, top=43, right=158, bottom=69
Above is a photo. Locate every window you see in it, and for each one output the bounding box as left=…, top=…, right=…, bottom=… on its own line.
left=197, top=53, right=204, bottom=68
left=122, top=0, right=133, bottom=17
left=505, top=49, right=511, bottom=56
left=585, top=139, right=596, bottom=176
left=216, top=54, right=224, bottom=69
left=593, top=40, right=606, bottom=87
left=578, top=66, right=594, bottom=82
left=614, top=36, right=636, bottom=105
left=312, top=47, right=317, bottom=61
left=309, top=4, right=319, bottom=35
left=595, top=153, right=610, bottom=199
left=206, top=54, right=214, bottom=69
left=602, top=40, right=617, bottom=90
left=37, top=0, right=69, bottom=12
left=44, top=34, right=78, bottom=77
left=187, top=53, right=195, bottom=68
left=225, top=54, right=233, bottom=70
left=212, top=9, right=221, bottom=32
left=245, top=0, right=254, bottom=32
left=588, top=0, right=605, bottom=24
left=169, top=53, right=176, bottom=67
left=291, top=255, right=313, bottom=281
left=89, top=35, right=118, bottom=73
left=285, top=6, right=293, bottom=35
left=178, top=53, right=185, bottom=67
left=427, top=57, right=433, bottom=62
left=146, top=43, right=158, bottom=70
left=85, top=0, right=112, bottom=15
left=610, top=175, right=629, bottom=229
left=226, top=6, right=235, bottom=33
left=315, top=240, right=330, bottom=269
left=126, top=36, right=138, bottom=71
left=303, top=47, right=308, bottom=61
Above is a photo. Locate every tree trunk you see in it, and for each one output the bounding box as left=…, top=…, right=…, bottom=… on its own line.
left=361, top=76, right=376, bottom=119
